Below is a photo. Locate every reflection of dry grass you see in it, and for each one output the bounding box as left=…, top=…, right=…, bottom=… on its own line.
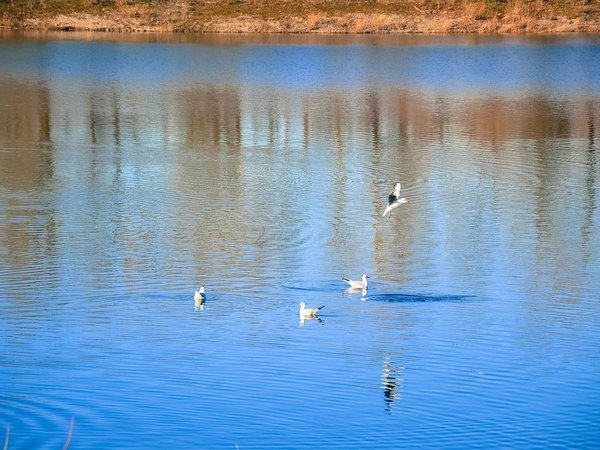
left=1, top=0, right=599, bottom=33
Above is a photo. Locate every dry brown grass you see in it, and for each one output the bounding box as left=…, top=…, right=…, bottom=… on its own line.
left=1, top=0, right=599, bottom=33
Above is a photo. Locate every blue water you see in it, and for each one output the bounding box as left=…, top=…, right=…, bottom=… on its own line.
left=0, top=32, right=599, bottom=449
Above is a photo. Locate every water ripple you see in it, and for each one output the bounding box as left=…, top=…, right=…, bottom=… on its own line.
left=1, top=36, right=599, bottom=449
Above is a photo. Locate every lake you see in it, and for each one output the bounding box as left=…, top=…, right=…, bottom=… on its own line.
left=0, top=31, right=599, bottom=449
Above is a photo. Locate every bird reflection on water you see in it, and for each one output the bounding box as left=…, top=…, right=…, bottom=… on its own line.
left=381, top=357, right=404, bottom=414
left=299, top=315, right=324, bottom=327
left=344, top=287, right=368, bottom=298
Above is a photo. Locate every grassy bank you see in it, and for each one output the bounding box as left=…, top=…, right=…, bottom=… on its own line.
left=0, top=0, right=599, bottom=34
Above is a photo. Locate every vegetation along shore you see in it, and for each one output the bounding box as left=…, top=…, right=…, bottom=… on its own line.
left=1, top=0, right=599, bottom=34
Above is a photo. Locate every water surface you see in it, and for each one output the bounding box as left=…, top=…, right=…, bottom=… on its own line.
left=0, top=32, right=599, bottom=449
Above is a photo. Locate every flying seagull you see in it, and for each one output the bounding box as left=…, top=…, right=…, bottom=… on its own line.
left=194, top=286, right=206, bottom=310
left=382, top=182, right=407, bottom=218
left=299, top=301, right=325, bottom=317
left=342, top=274, right=370, bottom=289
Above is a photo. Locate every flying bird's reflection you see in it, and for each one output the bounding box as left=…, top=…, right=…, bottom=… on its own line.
left=381, top=356, right=404, bottom=414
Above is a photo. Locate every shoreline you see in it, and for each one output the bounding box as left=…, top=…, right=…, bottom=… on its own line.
left=1, top=1, right=599, bottom=35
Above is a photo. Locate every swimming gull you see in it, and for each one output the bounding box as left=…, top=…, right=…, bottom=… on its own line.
left=382, top=182, right=407, bottom=218
left=342, top=273, right=370, bottom=289
left=194, top=286, right=206, bottom=310
left=299, top=301, right=325, bottom=317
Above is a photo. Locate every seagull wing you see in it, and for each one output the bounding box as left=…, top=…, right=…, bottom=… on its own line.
left=387, top=183, right=401, bottom=205
left=383, top=182, right=402, bottom=217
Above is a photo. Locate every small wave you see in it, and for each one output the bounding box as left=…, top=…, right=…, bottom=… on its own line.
left=281, top=284, right=339, bottom=293
left=363, top=293, right=474, bottom=303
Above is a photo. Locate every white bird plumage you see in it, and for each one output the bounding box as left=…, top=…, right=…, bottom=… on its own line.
left=382, top=182, right=407, bottom=218
left=194, top=285, right=206, bottom=310
left=342, top=273, right=370, bottom=289
left=299, top=301, right=325, bottom=317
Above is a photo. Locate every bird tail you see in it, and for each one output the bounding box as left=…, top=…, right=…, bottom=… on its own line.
left=317, top=306, right=325, bottom=311
left=382, top=206, right=391, bottom=217
left=342, top=277, right=350, bottom=283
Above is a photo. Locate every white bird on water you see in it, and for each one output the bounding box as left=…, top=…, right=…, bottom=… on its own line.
left=299, top=301, right=325, bottom=317
left=342, top=274, right=370, bottom=290
left=194, top=286, right=206, bottom=310
left=382, top=182, right=408, bottom=218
